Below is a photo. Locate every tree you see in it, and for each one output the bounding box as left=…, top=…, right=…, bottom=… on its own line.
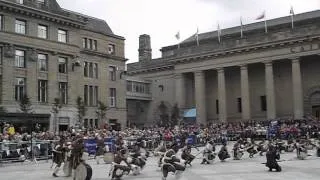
left=96, top=101, right=107, bottom=129
left=171, top=103, right=180, bottom=126
left=52, top=98, right=62, bottom=133
left=19, top=95, right=32, bottom=114
left=158, top=101, right=169, bottom=127
left=76, top=96, right=86, bottom=129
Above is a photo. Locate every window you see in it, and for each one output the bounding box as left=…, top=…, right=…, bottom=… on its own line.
left=108, top=44, right=115, bottom=55
left=15, top=50, right=25, bottom=68
left=16, top=0, right=23, bottom=4
left=93, top=63, right=98, bottom=78
left=84, top=85, right=88, bottom=106
left=216, top=99, right=219, bottom=114
left=58, top=29, right=67, bottom=43
left=82, top=38, right=87, bottom=49
left=0, top=47, right=2, bottom=65
left=0, top=15, right=3, bottom=30
left=109, top=88, right=116, bottom=107
left=237, top=97, right=242, bottom=113
left=38, top=54, right=47, bottom=71
left=94, top=86, right=98, bottom=106
left=84, top=62, right=88, bottom=77
left=93, top=40, right=97, bottom=50
left=84, top=119, right=88, bottom=128
left=15, top=78, right=25, bottom=101
left=59, top=82, right=68, bottom=104
left=260, top=95, right=267, bottom=111
left=37, top=0, right=45, bottom=4
left=38, top=80, right=47, bottom=103
left=127, top=81, right=132, bottom=92
left=38, top=25, right=47, bottom=39
left=94, top=119, right=98, bottom=128
left=58, top=57, right=67, bottom=73
left=15, top=20, right=26, bottom=34
left=88, top=39, right=92, bottom=49
left=89, top=63, right=93, bottom=78
left=109, top=66, right=116, bottom=81
left=89, top=86, right=93, bottom=106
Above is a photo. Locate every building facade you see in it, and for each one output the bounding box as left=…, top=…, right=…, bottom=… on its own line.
left=0, top=0, right=127, bottom=132
left=127, top=11, right=320, bottom=126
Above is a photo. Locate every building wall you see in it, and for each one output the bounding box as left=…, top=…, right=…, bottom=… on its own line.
left=0, top=1, right=126, bottom=130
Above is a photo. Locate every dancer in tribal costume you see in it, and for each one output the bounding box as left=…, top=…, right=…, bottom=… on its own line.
left=71, top=137, right=92, bottom=180
left=52, top=139, right=66, bottom=177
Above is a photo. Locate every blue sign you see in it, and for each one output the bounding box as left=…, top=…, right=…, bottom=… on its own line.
left=84, top=138, right=116, bottom=155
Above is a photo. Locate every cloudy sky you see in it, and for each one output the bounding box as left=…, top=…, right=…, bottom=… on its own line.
left=56, top=0, right=320, bottom=63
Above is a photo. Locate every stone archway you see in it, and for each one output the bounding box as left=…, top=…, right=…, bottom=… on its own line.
left=304, top=86, right=320, bottom=116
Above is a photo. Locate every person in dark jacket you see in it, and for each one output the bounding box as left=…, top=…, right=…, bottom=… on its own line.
left=265, top=145, right=281, bottom=172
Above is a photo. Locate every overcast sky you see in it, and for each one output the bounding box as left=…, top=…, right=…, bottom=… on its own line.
left=56, top=0, right=320, bottom=64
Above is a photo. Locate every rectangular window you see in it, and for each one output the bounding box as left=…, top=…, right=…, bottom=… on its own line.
left=127, top=81, right=132, bottom=92
left=0, top=15, right=3, bottom=31
left=108, top=44, right=115, bottom=55
left=38, top=53, right=47, bottom=71
left=58, top=29, right=67, bottom=43
left=89, top=62, right=93, bottom=78
left=94, top=86, right=98, bottom=106
left=58, top=57, right=67, bottom=73
left=16, top=0, right=23, bottom=4
left=237, top=97, right=242, bottom=113
left=84, top=61, right=88, bottom=77
left=0, top=47, right=2, bottom=65
left=89, top=86, right=93, bottom=106
left=37, top=0, right=45, bottom=4
left=84, top=119, right=88, bottom=128
left=109, top=66, right=116, bottom=81
left=216, top=99, right=219, bottom=114
left=15, top=19, right=26, bottom=34
left=84, top=85, right=88, bottom=106
left=88, top=39, right=92, bottom=49
left=93, top=40, right=97, bottom=50
left=82, top=38, right=87, bottom=49
left=15, top=78, right=25, bottom=101
left=59, top=82, right=68, bottom=104
left=38, top=25, right=47, bottom=39
left=95, top=119, right=98, bottom=128
left=93, top=63, right=98, bottom=78
left=38, top=80, right=47, bottom=103
left=109, top=88, right=116, bottom=107
left=260, top=95, right=267, bottom=111
left=15, top=50, right=25, bottom=68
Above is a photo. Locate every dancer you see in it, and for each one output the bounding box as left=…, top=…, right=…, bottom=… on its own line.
left=201, top=140, right=215, bottom=164
left=109, top=149, right=131, bottom=180
left=265, top=145, right=281, bottom=172
left=52, top=138, right=66, bottom=177
left=181, top=144, right=195, bottom=166
left=218, top=142, right=230, bottom=162
left=161, top=144, right=185, bottom=180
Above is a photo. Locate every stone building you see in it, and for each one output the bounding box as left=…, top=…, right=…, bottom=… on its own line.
left=0, top=0, right=127, bottom=132
left=127, top=10, right=320, bottom=126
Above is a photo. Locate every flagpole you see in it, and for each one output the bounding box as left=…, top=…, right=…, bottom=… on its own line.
left=291, top=14, right=294, bottom=29
left=240, top=16, right=243, bottom=38
left=217, top=22, right=221, bottom=43
left=264, top=11, right=268, bottom=33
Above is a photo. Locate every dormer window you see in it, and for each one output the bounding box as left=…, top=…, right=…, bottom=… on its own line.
left=108, top=44, right=115, bottom=55
left=16, top=0, right=23, bottom=4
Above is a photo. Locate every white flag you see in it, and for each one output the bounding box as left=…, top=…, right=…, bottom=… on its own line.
left=217, top=23, right=221, bottom=43
left=255, top=11, right=267, bottom=33
left=175, top=31, right=180, bottom=40
left=256, top=11, right=265, bottom=20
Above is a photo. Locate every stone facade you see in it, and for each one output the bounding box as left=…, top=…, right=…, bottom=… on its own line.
left=0, top=0, right=127, bottom=131
left=127, top=10, right=320, bottom=126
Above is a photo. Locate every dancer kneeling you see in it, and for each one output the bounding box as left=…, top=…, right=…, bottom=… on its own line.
left=201, top=140, right=215, bottom=164
left=181, top=145, right=195, bottom=166
left=218, top=142, right=230, bottom=162
left=109, top=149, right=131, bottom=180
left=161, top=145, right=185, bottom=180
left=265, top=145, right=281, bottom=172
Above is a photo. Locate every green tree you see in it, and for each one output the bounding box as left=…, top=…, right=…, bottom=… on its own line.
left=171, top=103, right=180, bottom=126
left=52, top=98, right=62, bottom=133
left=76, top=96, right=86, bottom=129
left=96, top=101, right=108, bottom=129
left=19, top=95, right=32, bottom=114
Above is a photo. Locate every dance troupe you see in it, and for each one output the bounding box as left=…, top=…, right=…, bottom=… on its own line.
left=51, top=135, right=320, bottom=180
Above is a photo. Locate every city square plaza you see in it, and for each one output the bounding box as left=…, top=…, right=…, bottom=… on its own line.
left=0, top=143, right=319, bottom=180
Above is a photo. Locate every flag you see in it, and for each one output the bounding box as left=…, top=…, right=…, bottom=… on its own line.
left=290, top=6, right=295, bottom=29
left=195, top=27, right=199, bottom=46
left=255, top=11, right=267, bottom=33
left=240, top=16, right=244, bottom=38
left=217, top=23, right=221, bottom=43
left=256, top=11, right=265, bottom=20
left=175, top=31, right=180, bottom=40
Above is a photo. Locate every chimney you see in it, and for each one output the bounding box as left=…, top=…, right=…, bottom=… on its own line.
left=138, top=34, right=152, bottom=62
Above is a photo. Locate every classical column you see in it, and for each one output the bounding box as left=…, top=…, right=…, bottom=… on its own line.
left=174, top=73, right=186, bottom=109
left=194, top=71, right=207, bottom=125
left=291, top=58, right=304, bottom=119
left=240, top=64, right=251, bottom=120
left=264, top=61, right=276, bottom=119
left=217, top=68, right=227, bottom=122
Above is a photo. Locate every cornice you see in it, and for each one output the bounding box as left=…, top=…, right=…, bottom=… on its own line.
left=80, top=49, right=127, bottom=62
left=0, top=1, right=85, bottom=28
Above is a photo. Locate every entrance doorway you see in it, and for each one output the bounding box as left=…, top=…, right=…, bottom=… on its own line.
left=312, top=106, right=320, bottom=120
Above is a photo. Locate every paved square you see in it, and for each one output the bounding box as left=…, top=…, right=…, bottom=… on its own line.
left=0, top=145, right=319, bottom=180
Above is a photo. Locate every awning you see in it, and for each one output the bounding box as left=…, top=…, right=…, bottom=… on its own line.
left=183, top=108, right=196, bottom=118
